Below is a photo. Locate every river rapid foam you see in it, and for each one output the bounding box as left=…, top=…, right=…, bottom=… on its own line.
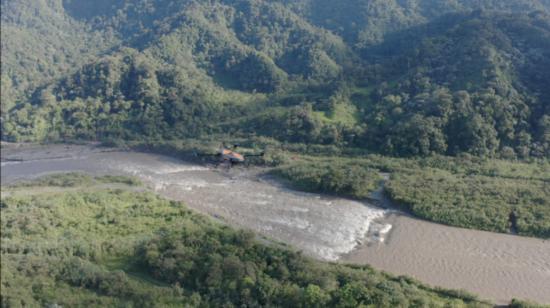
left=2, top=143, right=549, bottom=304
left=0, top=144, right=390, bottom=261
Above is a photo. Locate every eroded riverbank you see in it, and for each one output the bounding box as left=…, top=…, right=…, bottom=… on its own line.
left=2, top=143, right=549, bottom=304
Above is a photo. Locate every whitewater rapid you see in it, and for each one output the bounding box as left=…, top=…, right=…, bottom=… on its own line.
left=0, top=144, right=390, bottom=261
left=2, top=143, right=549, bottom=304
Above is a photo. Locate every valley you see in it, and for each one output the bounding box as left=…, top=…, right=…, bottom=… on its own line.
left=2, top=143, right=549, bottom=304
left=2, top=0, right=550, bottom=306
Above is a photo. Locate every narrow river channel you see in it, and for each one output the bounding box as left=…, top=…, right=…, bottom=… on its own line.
left=1, top=143, right=549, bottom=304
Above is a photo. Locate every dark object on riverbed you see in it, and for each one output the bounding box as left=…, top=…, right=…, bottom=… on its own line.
left=509, top=210, right=518, bottom=235
left=194, top=144, right=264, bottom=168
left=1, top=158, right=24, bottom=162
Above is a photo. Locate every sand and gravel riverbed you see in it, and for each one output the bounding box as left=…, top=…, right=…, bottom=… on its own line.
left=1, top=143, right=549, bottom=304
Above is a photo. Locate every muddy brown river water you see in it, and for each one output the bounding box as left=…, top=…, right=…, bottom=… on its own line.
left=1, top=144, right=549, bottom=304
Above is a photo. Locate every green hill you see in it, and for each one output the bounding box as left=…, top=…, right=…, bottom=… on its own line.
left=1, top=0, right=549, bottom=159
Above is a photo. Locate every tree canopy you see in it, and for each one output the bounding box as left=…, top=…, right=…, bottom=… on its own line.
left=2, top=0, right=550, bottom=158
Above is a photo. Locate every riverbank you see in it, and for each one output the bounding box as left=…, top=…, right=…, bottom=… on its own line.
left=342, top=213, right=550, bottom=305
left=0, top=143, right=391, bottom=261
left=1, top=143, right=549, bottom=304
left=1, top=175, right=493, bottom=307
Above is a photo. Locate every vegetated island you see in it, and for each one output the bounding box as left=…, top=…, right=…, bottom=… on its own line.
left=270, top=151, right=550, bottom=239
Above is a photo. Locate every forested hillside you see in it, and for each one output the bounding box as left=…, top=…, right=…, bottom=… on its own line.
left=1, top=0, right=549, bottom=158
left=0, top=0, right=116, bottom=112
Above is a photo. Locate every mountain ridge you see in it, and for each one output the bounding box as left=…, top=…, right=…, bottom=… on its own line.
left=1, top=0, right=549, bottom=158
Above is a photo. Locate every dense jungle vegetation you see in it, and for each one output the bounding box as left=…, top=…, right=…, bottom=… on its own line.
left=2, top=0, right=550, bottom=159
left=272, top=161, right=382, bottom=199
left=269, top=152, right=550, bottom=238
left=1, top=174, right=493, bottom=307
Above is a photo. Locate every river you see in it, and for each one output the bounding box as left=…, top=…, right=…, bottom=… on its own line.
left=1, top=143, right=549, bottom=304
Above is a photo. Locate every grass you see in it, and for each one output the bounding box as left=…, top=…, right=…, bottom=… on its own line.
left=10, top=172, right=142, bottom=188
left=313, top=104, right=359, bottom=126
